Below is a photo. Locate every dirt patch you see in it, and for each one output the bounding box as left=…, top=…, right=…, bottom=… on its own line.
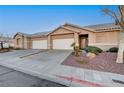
left=62, top=52, right=124, bottom=75
left=0, top=48, right=10, bottom=53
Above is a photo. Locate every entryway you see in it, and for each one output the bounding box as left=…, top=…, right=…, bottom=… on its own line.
left=79, top=34, right=88, bottom=49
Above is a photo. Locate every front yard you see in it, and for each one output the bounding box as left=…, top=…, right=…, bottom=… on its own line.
left=62, top=52, right=124, bottom=75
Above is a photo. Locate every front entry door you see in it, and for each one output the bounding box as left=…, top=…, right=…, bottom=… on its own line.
left=80, top=37, right=88, bottom=49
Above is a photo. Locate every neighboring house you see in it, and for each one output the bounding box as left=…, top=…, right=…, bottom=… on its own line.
left=13, top=23, right=120, bottom=50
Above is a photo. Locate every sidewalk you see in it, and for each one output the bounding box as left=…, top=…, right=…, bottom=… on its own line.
left=0, top=51, right=124, bottom=87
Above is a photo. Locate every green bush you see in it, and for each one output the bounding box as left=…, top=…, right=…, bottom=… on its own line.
left=107, top=47, right=118, bottom=53
left=84, top=46, right=103, bottom=54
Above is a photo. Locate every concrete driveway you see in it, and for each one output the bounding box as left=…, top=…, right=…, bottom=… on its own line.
left=0, top=49, right=71, bottom=64
left=0, top=49, right=72, bottom=72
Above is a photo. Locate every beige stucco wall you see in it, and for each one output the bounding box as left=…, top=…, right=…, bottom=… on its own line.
left=23, top=37, right=32, bottom=49
left=14, top=34, right=31, bottom=49
left=14, top=34, right=23, bottom=48
left=95, top=31, right=119, bottom=43
left=23, top=37, right=27, bottom=49
left=64, top=25, right=120, bottom=50
left=27, top=38, right=32, bottom=49
left=64, top=25, right=95, bottom=44
left=51, top=27, right=73, bottom=35
left=51, top=33, right=74, bottom=39
left=31, top=36, right=47, bottom=41
left=89, top=31, right=120, bottom=50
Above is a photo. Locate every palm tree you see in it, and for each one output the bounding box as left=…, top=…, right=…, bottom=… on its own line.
left=102, top=5, right=124, bottom=63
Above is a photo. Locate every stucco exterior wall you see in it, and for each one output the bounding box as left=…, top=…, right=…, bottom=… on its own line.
left=27, top=38, right=32, bottom=49
left=64, top=25, right=95, bottom=44
left=89, top=31, right=119, bottom=50
left=23, top=37, right=28, bottom=49
left=14, top=34, right=23, bottom=48
left=51, top=33, right=74, bottom=39
left=51, top=28, right=73, bottom=35
left=14, top=34, right=31, bottom=49
left=31, top=36, right=47, bottom=41
left=95, top=31, right=119, bottom=43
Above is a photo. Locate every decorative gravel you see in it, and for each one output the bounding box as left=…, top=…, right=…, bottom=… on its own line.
left=62, top=52, right=124, bottom=75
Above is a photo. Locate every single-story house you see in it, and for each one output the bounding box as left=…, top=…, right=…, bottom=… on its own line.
left=13, top=23, right=120, bottom=50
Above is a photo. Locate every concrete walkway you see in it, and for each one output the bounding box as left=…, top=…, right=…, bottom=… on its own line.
left=0, top=49, right=124, bottom=87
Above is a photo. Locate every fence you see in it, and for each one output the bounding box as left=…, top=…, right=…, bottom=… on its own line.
left=0, top=43, right=9, bottom=49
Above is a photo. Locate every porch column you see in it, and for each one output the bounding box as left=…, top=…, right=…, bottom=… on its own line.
left=48, top=35, right=52, bottom=49
left=74, top=32, right=79, bottom=47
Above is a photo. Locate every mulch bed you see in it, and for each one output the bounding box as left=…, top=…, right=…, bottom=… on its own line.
left=62, top=52, right=124, bottom=75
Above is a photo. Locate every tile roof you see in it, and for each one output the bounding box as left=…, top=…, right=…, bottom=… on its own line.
left=30, top=31, right=51, bottom=37
left=15, top=23, right=121, bottom=38
left=84, top=23, right=121, bottom=32
left=15, top=31, right=51, bottom=38
left=64, top=23, right=95, bottom=32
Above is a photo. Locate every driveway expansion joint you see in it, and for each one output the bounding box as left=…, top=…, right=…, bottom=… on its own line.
left=0, top=70, right=14, bottom=76
left=20, top=50, right=49, bottom=58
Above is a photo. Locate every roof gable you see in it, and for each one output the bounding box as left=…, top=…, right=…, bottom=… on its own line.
left=13, top=32, right=30, bottom=39
left=48, top=26, right=81, bottom=35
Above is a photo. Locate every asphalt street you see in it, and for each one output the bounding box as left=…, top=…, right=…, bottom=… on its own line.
left=0, top=65, right=66, bottom=87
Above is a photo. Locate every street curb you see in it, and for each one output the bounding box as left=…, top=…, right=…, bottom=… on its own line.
left=0, top=62, right=71, bottom=87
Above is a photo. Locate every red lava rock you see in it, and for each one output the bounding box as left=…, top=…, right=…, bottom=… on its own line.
left=62, top=52, right=124, bottom=75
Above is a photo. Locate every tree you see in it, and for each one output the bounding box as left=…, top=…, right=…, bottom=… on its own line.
left=0, top=33, right=10, bottom=49
left=102, top=5, right=124, bottom=63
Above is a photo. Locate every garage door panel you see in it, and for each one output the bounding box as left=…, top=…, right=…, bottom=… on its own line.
left=53, top=39, right=74, bottom=49
left=32, top=40, right=47, bottom=49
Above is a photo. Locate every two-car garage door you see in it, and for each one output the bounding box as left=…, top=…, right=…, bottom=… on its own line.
left=32, top=40, right=47, bottom=49
left=53, top=39, right=74, bottom=49
left=32, top=39, right=74, bottom=50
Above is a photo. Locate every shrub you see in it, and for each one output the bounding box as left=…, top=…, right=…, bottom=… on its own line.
left=84, top=46, right=103, bottom=55
left=107, top=47, right=118, bottom=53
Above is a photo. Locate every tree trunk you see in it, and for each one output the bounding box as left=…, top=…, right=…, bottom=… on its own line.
left=0, top=42, right=4, bottom=49
left=116, top=31, right=124, bottom=63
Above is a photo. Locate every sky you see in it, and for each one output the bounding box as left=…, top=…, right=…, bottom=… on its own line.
left=0, top=5, right=118, bottom=36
